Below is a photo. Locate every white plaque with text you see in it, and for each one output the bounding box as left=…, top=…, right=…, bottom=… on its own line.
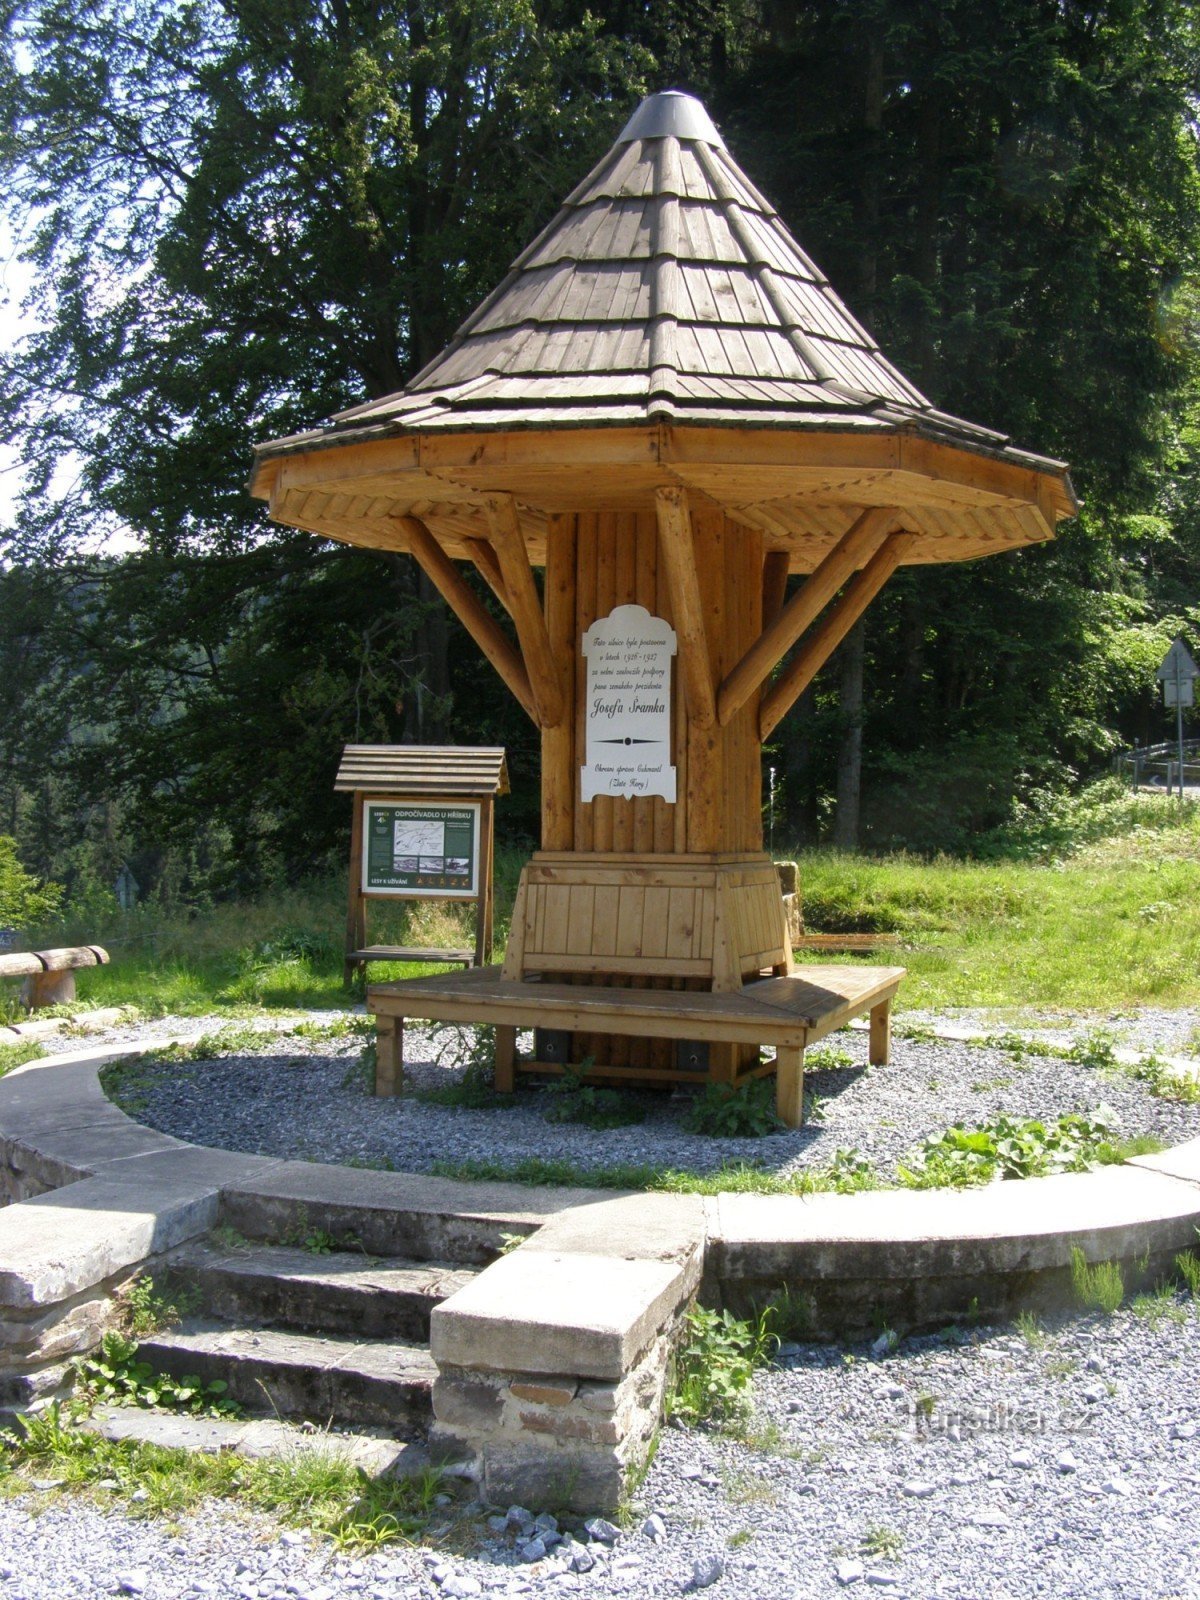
left=581, top=603, right=677, bottom=801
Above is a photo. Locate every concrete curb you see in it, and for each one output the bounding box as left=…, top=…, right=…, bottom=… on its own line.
left=4, top=1040, right=1200, bottom=1505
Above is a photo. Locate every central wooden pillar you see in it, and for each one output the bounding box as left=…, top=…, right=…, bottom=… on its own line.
left=504, top=503, right=790, bottom=1077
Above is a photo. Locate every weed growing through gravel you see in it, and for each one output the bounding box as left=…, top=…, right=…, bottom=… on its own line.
left=290, top=1015, right=374, bottom=1043
left=0, top=1038, right=46, bottom=1078
left=1070, top=1247, right=1125, bottom=1315
left=896, top=1108, right=1157, bottom=1189
left=1175, top=1249, right=1200, bottom=1295
left=541, top=1065, right=647, bottom=1130
left=1015, top=1310, right=1048, bottom=1350
left=684, top=1078, right=781, bottom=1138
left=806, top=1044, right=856, bottom=1070
left=416, top=1057, right=513, bottom=1112
left=1129, top=1280, right=1188, bottom=1328
left=142, top=1022, right=277, bottom=1064
left=860, top=1525, right=905, bottom=1561
left=667, top=1306, right=779, bottom=1426
left=1, top=1405, right=444, bottom=1547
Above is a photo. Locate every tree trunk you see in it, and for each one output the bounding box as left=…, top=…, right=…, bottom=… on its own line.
left=834, top=619, right=865, bottom=849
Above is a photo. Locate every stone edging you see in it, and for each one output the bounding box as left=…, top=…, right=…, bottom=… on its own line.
left=2, top=1041, right=1200, bottom=1508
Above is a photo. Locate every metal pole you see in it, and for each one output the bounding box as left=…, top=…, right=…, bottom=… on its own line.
left=1177, top=658, right=1186, bottom=800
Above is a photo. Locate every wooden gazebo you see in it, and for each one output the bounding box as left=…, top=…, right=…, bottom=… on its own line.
left=250, top=91, right=1076, bottom=1123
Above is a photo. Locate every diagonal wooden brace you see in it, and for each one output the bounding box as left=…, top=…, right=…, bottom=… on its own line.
left=719, top=507, right=898, bottom=726
left=655, top=486, right=717, bottom=727
left=759, top=530, right=918, bottom=740
left=399, top=514, right=538, bottom=725
left=486, top=494, right=566, bottom=728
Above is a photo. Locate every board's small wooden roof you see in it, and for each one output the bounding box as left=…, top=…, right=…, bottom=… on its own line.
left=335, top=745, right=509, bottom=797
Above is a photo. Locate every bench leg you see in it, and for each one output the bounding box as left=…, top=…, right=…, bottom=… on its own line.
left=494, top=1025, right=517, bottom=1094
left=775, top=1044, right=806, bottom=1129
left=375, top=1016, right=403, bottom=1097
left=869, top=999, right=893, bottom=1067
left=20, top=970, right=75, bottom=1011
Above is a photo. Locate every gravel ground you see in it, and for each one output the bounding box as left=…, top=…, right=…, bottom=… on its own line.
left=92, top=1010, right=1200, bottom=1183
left=2, top=1302, right=1199, bottom=1599
left=2, top=1007, right=1198, bottom=1597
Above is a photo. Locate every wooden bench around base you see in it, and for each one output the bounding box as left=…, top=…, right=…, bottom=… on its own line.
left=367, top=964, right=904, bottom=1129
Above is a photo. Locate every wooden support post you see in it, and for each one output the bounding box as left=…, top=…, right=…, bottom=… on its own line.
left=399, top=515, right=538, bottom=724
left=486, top=493, right=565, bottom=727
left=760, top=531, right=918, bottom=740
left=761, top=549, right=790, bottom=631
left=775, top=1043, right=806, bottom=1129
left=542, top=513, right=577, bottom=849
left=464, top=538, right=512, bottom=613
left=719, top=508, right=897, bottom=727
left=869, top=998, right=892, bottom=1066
left=494, top=1025, right=517, bottom=1093
left=475, top=795, right=494, bottom=966
left=344, top=793, right=367, bottom=986
left=375, top=1015, right=403, bottom=1097
left=655, top=486, right=717, bottom=727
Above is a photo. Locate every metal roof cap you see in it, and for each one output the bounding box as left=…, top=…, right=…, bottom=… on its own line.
left=616, top=90, right=725, bottom=148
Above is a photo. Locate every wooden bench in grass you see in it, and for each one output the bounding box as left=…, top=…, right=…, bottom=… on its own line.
left=0, top=946, right=110, bottom=1010
left=368, top=963, right=903, bottom=1128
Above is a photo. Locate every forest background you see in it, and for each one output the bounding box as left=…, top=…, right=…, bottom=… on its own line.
left=1, top=0, right=1199, bottom=920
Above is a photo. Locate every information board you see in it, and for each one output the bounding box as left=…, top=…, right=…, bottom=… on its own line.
left=580, top=603, right=677, bottom=801
left=362, top=800, right=481, bottom=898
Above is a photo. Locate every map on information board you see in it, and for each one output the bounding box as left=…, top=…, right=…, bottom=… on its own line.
left=363, top=801, right=480, bottom=897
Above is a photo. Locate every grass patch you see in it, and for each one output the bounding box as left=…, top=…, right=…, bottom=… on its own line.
left=2, top=1404, right=444, bottom=1547
left=430, top=1150, right=882, bottom=1196
left=0, top=1038, right=46, bottom=1077
left=1070, top=1247, right=1125, bottom=1315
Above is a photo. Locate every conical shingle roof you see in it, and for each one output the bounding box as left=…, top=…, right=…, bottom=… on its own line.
left=331, top=90, right=972, bottom=439
left=251, top=92, right=1076, bottom=568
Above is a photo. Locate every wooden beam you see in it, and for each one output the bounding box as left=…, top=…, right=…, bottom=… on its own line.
left=398, top=515, right=538, bottom=725
left=759, top=530, right=918, bottom=740
left=761, top=550, right=790, bottom=630
left=654, top=486, right=716, bottom=727
left=486, top=493, right=565, bottom=728
left=464, top=537, right=512, bottom=613
left=719, top=507, right=897, bottom=727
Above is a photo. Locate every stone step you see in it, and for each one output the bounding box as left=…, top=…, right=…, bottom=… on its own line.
left=85, top=1404, right=432, bottom=1479
left=168, top=1239, right=474, bottom=1341
left=136, top=1322, right=438, bottom=1432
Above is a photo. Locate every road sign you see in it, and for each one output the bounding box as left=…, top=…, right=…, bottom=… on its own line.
left=1156, top=637, right=1196, bottom=796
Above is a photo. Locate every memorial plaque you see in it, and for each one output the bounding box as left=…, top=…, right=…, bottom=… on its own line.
left=362, top=800, right=481, bottom=897
left=581, top=603, right=677, bottom=801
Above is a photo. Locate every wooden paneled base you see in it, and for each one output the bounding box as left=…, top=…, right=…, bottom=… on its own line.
left=503, top=852, right=792, bottom=989
left=367, top=963, right=903, bottom=1129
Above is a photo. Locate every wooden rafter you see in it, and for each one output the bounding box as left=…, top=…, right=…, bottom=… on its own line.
left=719, top=507, right=897, bottom=727
left=759, top=530, right=918, bottom=740
left=761, top=550, right=790, bottom=630
left=464, top=537, right=512, bottom=613
left=397, top=515, right=538, bottom=725
left=654, top=486, right=717, bottom=727
left=486, top=493, right=566, bottom=728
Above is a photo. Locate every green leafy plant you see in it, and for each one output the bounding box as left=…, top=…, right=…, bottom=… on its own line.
left=290, top=1015, right=373, bottom=1042
left=345, top=1035, right=376, bottom=1089
left=806, top=1044, right=855, bottom=1070
left=1070, top=1247, right=1124, bottom=1315
left=860, top=1525, right=904, bottom=1561
left=667, top=1305, right=779, bottom=1426
left=897, top=1107, right=1127, bottom=1189
left=542, top=1065, right=646, bottom=1130
left=121, top=1276, right=198, bottom=1338
left=685, top=1078, right=780, bottom=1138
left=72, top=1331, right=237, bottom=1416
left=0, top=837, right=63, bottom=928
